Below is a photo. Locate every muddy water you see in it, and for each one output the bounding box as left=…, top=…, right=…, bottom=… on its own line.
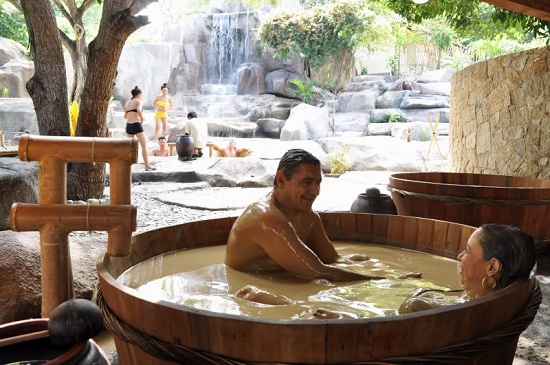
left=118, top=243, right=462, bottom=319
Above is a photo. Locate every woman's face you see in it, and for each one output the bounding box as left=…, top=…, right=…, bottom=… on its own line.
left=161, top=87, right=168, bottom=95
left=457, top=228, right=489, bottom=297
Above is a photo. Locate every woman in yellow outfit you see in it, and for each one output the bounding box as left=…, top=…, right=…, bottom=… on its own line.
left=152, top=83, right=174, bottom=141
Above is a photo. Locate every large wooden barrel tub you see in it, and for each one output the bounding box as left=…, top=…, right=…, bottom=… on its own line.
left=96, top=213, right=541, bottom=365
left=388, top=172, right=550, bottom=245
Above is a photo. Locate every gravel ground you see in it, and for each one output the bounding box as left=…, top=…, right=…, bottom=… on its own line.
left=96, top=181, right=549, bottom=365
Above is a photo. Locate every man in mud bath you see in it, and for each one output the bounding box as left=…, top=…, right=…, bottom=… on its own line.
left=226, top=148, right=395, bottom=283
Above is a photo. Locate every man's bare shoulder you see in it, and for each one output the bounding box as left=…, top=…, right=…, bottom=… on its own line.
left=234, top=194, right=286, bottom=229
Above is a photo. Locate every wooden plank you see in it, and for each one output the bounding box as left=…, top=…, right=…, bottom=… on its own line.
left=483, top=0, right=550, bottom=21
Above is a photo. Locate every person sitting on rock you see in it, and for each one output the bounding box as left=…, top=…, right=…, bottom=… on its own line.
left=184, top=111, right=208, bottom=158
left=153, top=136, right=169, bottom=157
left=211, top=139, right=251, bottom=157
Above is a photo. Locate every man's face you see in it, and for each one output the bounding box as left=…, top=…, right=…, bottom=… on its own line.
left=280, top=163, right=322, bottom=212
left=159, top=139, right=167, bottom=148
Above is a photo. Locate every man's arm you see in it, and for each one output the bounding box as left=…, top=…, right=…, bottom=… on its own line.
left=253, top=213, right=381, bottom=282
left=305, top=212, right=339, bottom=264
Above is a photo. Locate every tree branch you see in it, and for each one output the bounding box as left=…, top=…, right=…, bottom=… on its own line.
left=51, top=0, right=72, bottom=24
left=128, top=0, right=158, bottom=16
left=81, top=0, right=99, bottom=11
left=6, top=0, right=23, bottom=13
left=58, top=28, right=76, bottom=53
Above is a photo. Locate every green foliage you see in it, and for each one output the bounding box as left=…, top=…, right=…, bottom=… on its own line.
left=386, top=54, right=398, bottom=73
left=373, top=0, right=549, bottom=43
left=259, top=2, right=371, bottom=69
left=388, top=112, right=404, bottom=123
left=469, top=35, right=524, bottom=60
left=288, top=78, right=323, bottom=105
left=1, top=88, right=8, bottom=97
left=0, top=1, right=28, bottom=49
left=429, top=20, right=455, bottom=52
left=379, top=85, right=388, bottom=95
left=329, top=143, right=351, bottom=175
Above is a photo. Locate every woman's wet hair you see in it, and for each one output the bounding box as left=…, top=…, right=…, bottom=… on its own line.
left=479, top=222, right=536, bottom=288
left=131, top=86, right=141, bottom=98
left=274, top=149, right=320, bottom=187
left=161, top=83, right=168, bottom=90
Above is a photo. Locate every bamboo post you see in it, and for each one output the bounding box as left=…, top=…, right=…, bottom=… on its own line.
left=10, top=135, right=139, bottom=317
left=424, top=113, right=443, bottom=168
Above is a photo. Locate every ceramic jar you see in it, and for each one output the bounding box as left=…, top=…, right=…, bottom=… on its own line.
left=350, top=187, right=397, bottom=215
left=175, top=133, right=195, bottom=161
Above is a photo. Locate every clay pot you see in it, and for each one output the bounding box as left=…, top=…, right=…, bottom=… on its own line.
left=350, top=187, right=397, bottom=215
left=175, top=133, right=195, bottom=161
left=0, top=319, right=106, bottom=365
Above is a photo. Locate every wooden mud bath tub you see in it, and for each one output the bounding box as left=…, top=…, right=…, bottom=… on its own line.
left=96, top=213, right=540, bottom=365
left=388, top=172, right=550, bottom=245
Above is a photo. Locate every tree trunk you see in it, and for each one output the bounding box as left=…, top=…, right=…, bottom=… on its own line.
left=61, top=24, right=88, bottom=104
left=20, top=0, right=69, bottom=136
left=67, top=0, right=155, bottom=200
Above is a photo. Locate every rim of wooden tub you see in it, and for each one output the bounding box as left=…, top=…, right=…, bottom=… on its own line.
left=96, top=213, right=541, bottom=364
left=388, top=172, right=550, bottom=200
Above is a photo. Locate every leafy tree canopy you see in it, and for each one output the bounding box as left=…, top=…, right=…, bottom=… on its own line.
left=260, top=1, right=372, bottom=68
left=0, top=0, right=28, bottom=48
left=372, top=0, right=550, bottom=41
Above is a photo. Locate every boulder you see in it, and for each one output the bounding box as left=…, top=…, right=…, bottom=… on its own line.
left=415, top=68, right=456, bottom=83
left=280, top=104, right=330, bottom=141
left=245, top=97, right=293, bottom=123
left=332, top=112, right=369, bottom=134
left=237, top=63, right=266, bottom=95
left=400, top=94, right=450, bottom=109
left=0, top=98, right=39, bottom=136
left=418, top=82, right=451, bottom=96
left=114, top=42, right=185, bottom=107
left=0, top=38, right=34, bottom=98
left=375, top=90, right=410, bottom=109
left=0, top=158, right=38, bottom=231
left=256, top=118, right=286, bottom=138
left=195, top=157, right=276, bottom=187
left=207, top=119, right=258, bottom=138
left=316, top=136, right=426, bottom=172
left=0, top=230, right=106, bottom=324
left=390, top=121, right=433, bottom=142
left=342, top=79, right=386, bottom=93
left=338, top=90, right=377, bottom=112
left=264, top=69, right=304, bottom=98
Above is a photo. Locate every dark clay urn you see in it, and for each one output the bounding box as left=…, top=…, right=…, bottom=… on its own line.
left=350, top=187, right=397, bottom=215
left=175, top=133, right=195, bottom=161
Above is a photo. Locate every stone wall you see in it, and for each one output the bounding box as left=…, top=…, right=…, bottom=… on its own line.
left=449, top=46, right=550, bottom=179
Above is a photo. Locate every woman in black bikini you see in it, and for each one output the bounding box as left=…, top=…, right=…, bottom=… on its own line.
left=124, top=86, right=155, bottom=171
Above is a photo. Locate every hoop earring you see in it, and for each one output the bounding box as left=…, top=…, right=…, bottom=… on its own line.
left=482, top=276, right=497, bottom=290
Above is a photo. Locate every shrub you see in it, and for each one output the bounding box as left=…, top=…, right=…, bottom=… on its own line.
left=329, top=143, right=351, bottom=175
left=288, top=78, right=324, bottom=105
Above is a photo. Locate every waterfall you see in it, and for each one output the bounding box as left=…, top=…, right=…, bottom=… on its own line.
left=206, top=10, right=255, bottom=88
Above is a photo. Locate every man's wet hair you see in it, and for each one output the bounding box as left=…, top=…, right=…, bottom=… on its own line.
left=187, top=111, right=197, bottom=119
left=158, top=136, right=166, bottom=141
left=274, top=149, right=320, bottom=187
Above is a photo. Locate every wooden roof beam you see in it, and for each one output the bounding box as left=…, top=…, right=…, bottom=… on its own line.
left=482, top=0, right=550, bottom=21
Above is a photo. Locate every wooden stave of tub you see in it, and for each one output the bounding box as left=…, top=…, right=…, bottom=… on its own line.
left=96, top=212, right=538, bottom=365
left=388, top=172, right=550, bottom=245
